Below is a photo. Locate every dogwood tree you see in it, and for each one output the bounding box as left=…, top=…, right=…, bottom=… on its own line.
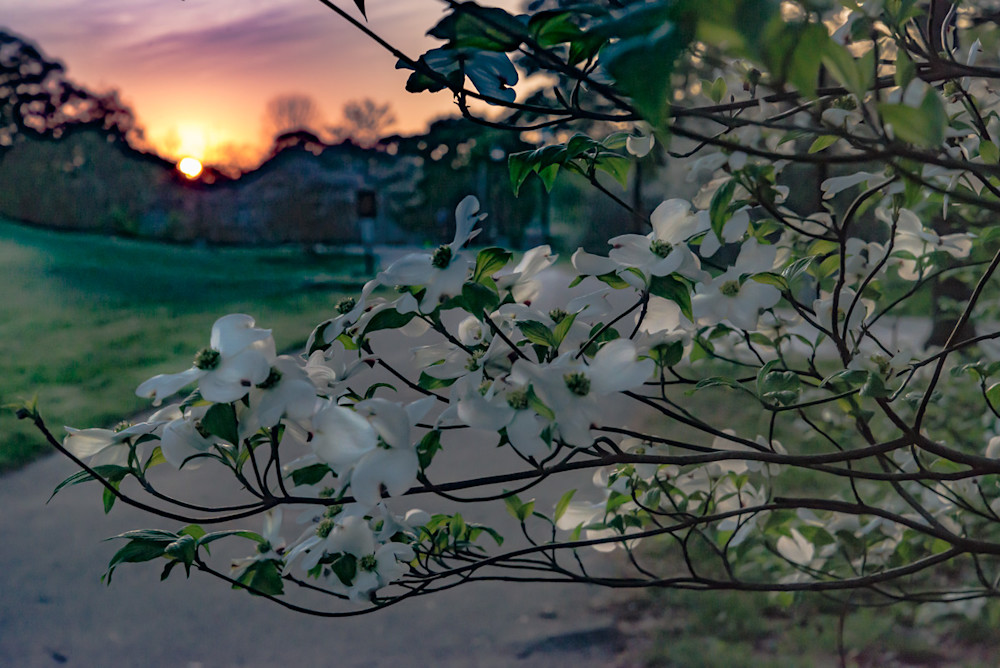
left=21, top=0, right=1000, bottom=626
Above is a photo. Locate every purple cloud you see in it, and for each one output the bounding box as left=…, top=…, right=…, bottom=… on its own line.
left=117, top=7, right=330, bottom=72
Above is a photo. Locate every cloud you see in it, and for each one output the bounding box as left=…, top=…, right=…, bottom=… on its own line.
left=116, top=6, right=329, bottom=73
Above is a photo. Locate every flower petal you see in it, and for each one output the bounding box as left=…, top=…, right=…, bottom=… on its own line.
left=210, top=314, right=273, bottom=357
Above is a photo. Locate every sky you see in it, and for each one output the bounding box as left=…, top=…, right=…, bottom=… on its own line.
left=0, top=0, right=521, bottom=167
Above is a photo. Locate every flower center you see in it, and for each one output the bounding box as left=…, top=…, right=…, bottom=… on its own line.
left=832, top=95, right=857, bottom=110
left=193, top=347, right=221, bottom=370
left=257, top=540, right=272, bottom=555
left=650, top=239, right=673, bottom=258
left=335, top=297, right=356, bottom=315
left=478, top=380, right=492, bottom=396
left=872, top=354, right=891, bottom=377
left=113, top=420, right=133, bottom=433
left=549, top=308, right=568, bottom=324
left=465, top=348, right=486, bottom=371
left=256, top=367, right=283, bottom=390
left=719, top=280, right=741, bottom=297
left=431, top=245, right=453, bottom=269
left=359, top=554, right=378, bottom=572
left=316, top=518, right=335, bottom=538
left=323, top=504, right=343, bottom=519
left=507, top=388, right=529, bottom=409
left=564, top=372, right=591, bottom=397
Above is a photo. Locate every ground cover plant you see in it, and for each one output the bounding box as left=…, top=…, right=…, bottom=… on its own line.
left=0, top=218, right=361, bottom=470
left=17, top=0, right=1000, bottom=664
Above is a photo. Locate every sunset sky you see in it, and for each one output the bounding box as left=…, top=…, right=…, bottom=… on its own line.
left=0, top=0, right=521, bottom=166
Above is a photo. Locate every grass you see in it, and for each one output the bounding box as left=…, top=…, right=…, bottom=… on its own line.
left=626, top=585, right=1000, bottom=667
left=0, top=218, right=368, bottom=471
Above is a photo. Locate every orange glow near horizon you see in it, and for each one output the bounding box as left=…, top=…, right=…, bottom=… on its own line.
left=0, top=0, right=526, bottom=167
left=177, top=157, right=203, bottom=179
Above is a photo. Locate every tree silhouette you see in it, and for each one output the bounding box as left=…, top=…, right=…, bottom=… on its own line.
left=0, top=29, right=139, bottom=156
left=262, top=93, right=323, bottom=141
left=327, top=98, right=396, bottom=148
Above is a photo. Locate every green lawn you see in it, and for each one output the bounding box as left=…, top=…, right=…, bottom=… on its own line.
left=0, top=218, right=367, bottom=471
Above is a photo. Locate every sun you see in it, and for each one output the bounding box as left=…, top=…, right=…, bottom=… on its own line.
left=177, top=157, right=203, bottom=179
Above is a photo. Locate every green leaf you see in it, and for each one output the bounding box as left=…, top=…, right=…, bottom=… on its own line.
left=526, top=385, right=555, bottom=421
left=528, top=10, right=584, bottom=47
left=601, top=131, right=629, bottom=151
left=328, top=553, right=358, bottom=588
left=417, top=430, right=443, bottom=469
left=859, top=371, right=892, bottom=399
left=566, top=133, right=601, bottom=158
left=201, top=403, right=239, bottom=446
left=417, top=372, right=457, bottom=390
left=428, top=5, right=527, bottom=51
left=822, top=41, right=868, bottom=98
left=648, top=274, right=693, bottom=321
left=781, top=255, right=817, bottom=281
left=503, top=491, right=535, bottom=522
left=461, top=281, right=500, bottom=316
left=878, top=88, right=948, bottom=148
left=198, top=530, right=265, bottom=547
left=104, top=539, right=171, bottom=584
left=449, top=513, right=466, bottom=539
left=551, top=311, right=578, bottom=348
left=596, top=272, right=630, bottom=289
left=981, top=141, right=1000, bottom=165
left=554, top=489, right=577, bottom=522
left=111, top=528, right=183, bottom=542
left=601, top=21, right=690, bottom=126
left=537, top=164, right=560, bottom=192
left=160, top=560, right=180, bottom=582
left=649, top=340, right=684, bottom=367
left=519, top=320, right=558, bottom=348
left=593, top=154, right=631, bottom=188
left=237, top=559, right=285, bottom=596
left=179, top=524, right=207, bottom=541
left=709, top=76, right=726, bottom=103
left=820, top=368, right=868, bottom=388
left=894, top=48, right=915, bottom=88
left=689, top=338, right=713, bottom=362
left=508, top=151, right=535, bottom=195
left=164, top=534, right=198, bottom=575
left=694, top=376, right=744, bottom=391
left=144, top=446, right=166, bottom=471
left=473, top=247, right=512, bottom=283
left=290, top=463, right=332, bottom=487
left=103, top=485, right=118, bottom=514
left=709, top=179, right=736, bottom=241
left=758, top=369, right=801, bottom=406
left=986, top=382, right=1000, bottom=408
left=48, top=464, right=130, bottom=503
left=503, top=492, right=523, bottom=520
left=475, top=525, right=504, bottom=546
left=364, top=382, right=396, bottom=399
left=749, top=272, right=788, bottom=291
left=568, top=31, right=606, bottom=66
left=362, top=308, right=417, bottom=336
left=787, top=24, right=828, bottom=98
left=808, top=135, right=840, bottom=153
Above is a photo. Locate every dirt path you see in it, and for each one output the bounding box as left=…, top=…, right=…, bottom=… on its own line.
left=0, top=450, right=635, bottom=667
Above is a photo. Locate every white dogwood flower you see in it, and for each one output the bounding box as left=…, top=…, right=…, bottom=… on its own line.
left=136, top=314, right=274, bottom=405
